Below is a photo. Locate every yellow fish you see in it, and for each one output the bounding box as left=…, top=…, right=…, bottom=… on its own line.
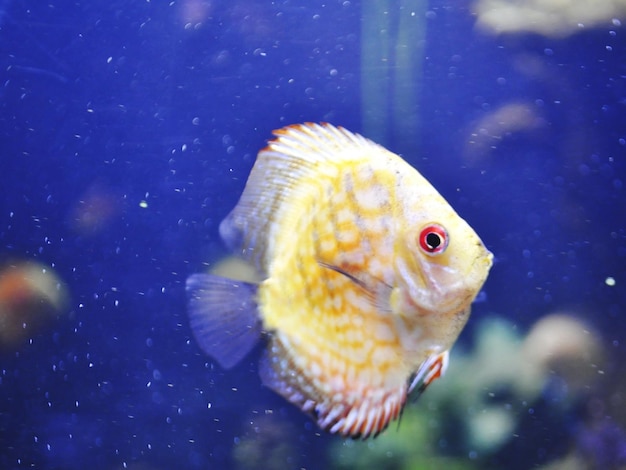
left=187, top=122, right=493, bottom=438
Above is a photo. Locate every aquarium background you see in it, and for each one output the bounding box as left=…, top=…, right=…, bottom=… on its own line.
left=1, top=1, right=625, bottom=469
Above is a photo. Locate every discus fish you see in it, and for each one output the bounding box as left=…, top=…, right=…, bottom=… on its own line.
left=187, top=122, right=493, bottom=438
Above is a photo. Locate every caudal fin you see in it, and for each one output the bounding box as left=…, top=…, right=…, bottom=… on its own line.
left=186, top=273, right=262, bottom=369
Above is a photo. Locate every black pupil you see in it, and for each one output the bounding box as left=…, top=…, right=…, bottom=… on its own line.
left=426, top=232, right=441, bottom=250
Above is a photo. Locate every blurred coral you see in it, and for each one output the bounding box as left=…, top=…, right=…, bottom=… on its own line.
left=522, top=313, right=605, bottom=395
left=473, top=0, right=626, bottom=37
left=233, top=413, right=300, bottom=470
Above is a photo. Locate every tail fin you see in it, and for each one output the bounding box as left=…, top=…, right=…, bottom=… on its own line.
left=186, top=273, right=262, bottom=369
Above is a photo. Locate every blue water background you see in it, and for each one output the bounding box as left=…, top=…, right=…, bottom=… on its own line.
left=1, top=1, right=625, bottom=468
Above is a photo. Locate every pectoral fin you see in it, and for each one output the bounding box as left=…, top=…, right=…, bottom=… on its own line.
left=317, top=260, right=393, bottom=314
left=408, top=351, right=449, bottom=396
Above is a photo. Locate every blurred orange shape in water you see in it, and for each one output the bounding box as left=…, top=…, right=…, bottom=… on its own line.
left=179, top=0, right=213, bottom=26
left=0, top=261, right=69, bottom=350
left=68, top=184, right=121, bottom=236
left=464, top=101, right=547, bottom=164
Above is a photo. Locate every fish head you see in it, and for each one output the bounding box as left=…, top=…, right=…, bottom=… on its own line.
left=392, top=212, right=493, bottom=348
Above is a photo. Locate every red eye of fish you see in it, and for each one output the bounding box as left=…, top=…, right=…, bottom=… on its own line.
left=418, top=224, right=449, bottom=255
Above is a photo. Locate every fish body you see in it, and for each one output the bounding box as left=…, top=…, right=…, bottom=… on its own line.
left=187, top=123, right=493, bottom=438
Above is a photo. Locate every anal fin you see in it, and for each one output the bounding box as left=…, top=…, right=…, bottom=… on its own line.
left=258, top=339, right=317, bottom=410
left=259, top=336, right=407, bottom=439
left=186, top=273, right=261, bottom=369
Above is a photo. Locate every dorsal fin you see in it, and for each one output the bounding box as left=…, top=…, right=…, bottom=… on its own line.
left=219, top=123, right=391, bottom=271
